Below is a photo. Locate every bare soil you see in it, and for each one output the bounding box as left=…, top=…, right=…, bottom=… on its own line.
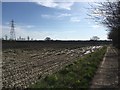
left=2, top=45, right=99, bottom=88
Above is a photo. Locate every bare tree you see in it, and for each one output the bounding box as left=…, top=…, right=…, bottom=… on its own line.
left=45, top=37, right=51, bottom=41
left=5, top=35, right=8, bottom=40
left=27, top=36, right=30, bottom=41
left=90, top=0, right=119, bottom=48
left=91, top=36, right=100, bottom=41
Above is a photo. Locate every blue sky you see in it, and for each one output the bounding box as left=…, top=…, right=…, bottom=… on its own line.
left=2, top=1, right=108, bottom=40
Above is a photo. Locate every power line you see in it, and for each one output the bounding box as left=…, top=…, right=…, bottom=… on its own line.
left=10, top=19, right=16, bottom=40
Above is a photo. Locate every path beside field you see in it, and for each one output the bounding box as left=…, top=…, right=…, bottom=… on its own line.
left=90, top=46, right=119, bottom=88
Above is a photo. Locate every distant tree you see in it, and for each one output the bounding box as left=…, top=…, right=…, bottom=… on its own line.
left=45, top=37, right=51, bottom=41
left=5, top=35, right=8, bottom=40
left=31, top=38, right=33, bottom=41
left=27, top=36, right=30, bottom=41
left=19, top=36, right=21, bottom=40
left=91, top=36, right=100, bottom=41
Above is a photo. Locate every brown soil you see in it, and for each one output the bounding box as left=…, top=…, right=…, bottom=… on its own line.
left=2, top=46, right=99, bottom=88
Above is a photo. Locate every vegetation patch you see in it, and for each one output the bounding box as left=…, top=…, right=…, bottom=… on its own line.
left=30, top=46, right=107, bottom=88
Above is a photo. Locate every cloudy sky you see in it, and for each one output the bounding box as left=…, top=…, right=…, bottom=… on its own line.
left=2, top=0, right=108, bottom=40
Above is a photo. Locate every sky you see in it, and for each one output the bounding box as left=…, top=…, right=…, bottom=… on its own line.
left=2, top=1, right=108, bottom=40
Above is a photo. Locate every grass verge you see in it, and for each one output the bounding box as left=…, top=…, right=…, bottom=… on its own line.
left=30, top=46, right=107, bottom=88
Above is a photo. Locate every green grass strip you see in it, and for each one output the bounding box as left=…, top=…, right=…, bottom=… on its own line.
left=30, top=46, right=107, bottom=88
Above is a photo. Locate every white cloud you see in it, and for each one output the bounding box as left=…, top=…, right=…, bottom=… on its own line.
left=91, top=24, right=100, bottom=29
left=57, top=13, right=71, bottom=18
left=41, top=13, right=82, bottom=23
left=70, top=17, right=81, bottom=22
left=56, top=2, right=74, bottom=10
left=29, top=0, right=74, bottom=10
left=41, top=14, right=53, bottom=19
left=23, top=25, right=35, bottom=29
left=3, top=0, right=116, bottom=2
left=41, top=13, right=71, bottom=19
left=32, top=0, right=57, bottom=8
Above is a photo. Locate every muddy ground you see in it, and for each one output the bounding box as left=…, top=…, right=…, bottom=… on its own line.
left=2, top=44, right=103, bottom=88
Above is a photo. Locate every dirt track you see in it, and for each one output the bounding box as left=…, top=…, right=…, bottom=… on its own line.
left=90, top=46, right=119, bottom=88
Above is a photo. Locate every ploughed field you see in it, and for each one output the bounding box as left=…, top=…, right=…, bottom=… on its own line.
left=2, top=41, right=105, bottom=88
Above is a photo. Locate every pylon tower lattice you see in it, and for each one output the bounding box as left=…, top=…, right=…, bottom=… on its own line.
left=10, top=19, right=16, bottom=40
